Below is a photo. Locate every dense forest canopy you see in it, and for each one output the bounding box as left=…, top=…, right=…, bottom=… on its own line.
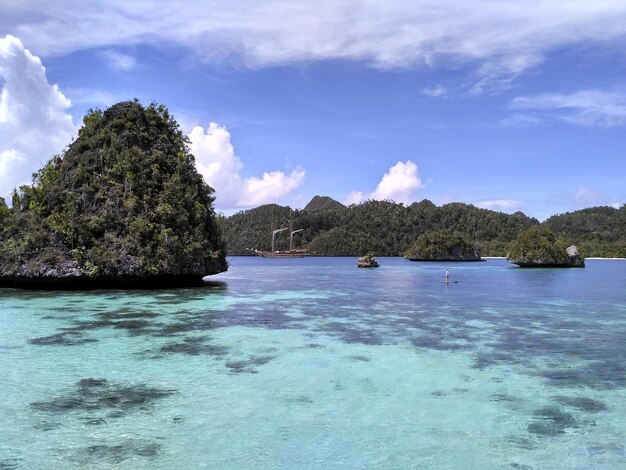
left=0, top=100, right=227, bottom=287
left=545, top=206, right=626, bottom=257
left=404, top=230, right=480, bottom=261
left=221, top=197, right=625, bottom=258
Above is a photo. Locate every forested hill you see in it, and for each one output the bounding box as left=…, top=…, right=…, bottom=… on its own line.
left=221, top=197, right=538, bottom=256
left=545, top=206, right=626, bottom=257
left=303, top=195, right=346, bottom=212
left=221, top=197, right=626, bottom=257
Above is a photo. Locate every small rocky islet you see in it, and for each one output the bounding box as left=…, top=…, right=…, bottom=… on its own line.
left=507, top=226, right=585, bottom=268
left=0, top=100, right=227, bottom=289
left=357, top=252, right=379, bottom=268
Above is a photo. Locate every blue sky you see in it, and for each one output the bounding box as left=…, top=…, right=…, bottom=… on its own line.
left=1, top=2, right=625, bottom=220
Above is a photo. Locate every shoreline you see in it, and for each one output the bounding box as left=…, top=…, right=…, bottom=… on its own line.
left=229, top=255, right=626, bottom=260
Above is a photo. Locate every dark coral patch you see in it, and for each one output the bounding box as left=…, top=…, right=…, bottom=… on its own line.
left=78, top=378, right=108, bottom=388
left=490, top=393, right=519, bottom=402
left=0, top=459, right=21, bottom=470
left=34, top=420, right=62, bottom=431
left=348, top=354, right=371, bottom=362
left=99, top=311, right=159, bottom=320
left=58, top=320, right=112, bottom=332
left=285, top=395, right=314, bottom=404
left=527, top=406, right=577, bottom=436
left=30, top=379, right=176, bottom=415
left=552, top=396, right=607, bottom=412
left=225, top=355, right=275, bottom=373
left=159, top=337, right=229, bottom=356
left=29, top=332, right=97, bottom=346
left=112, top=320, right=151, bottom=330
left=80, top=440, right=160, bottom=464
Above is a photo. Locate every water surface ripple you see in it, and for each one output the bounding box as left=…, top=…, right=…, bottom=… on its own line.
left=1, top=257, right=625, bottom=469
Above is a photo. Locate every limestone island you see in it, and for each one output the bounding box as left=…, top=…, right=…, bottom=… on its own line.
left=507, top=226, right=585, bottom=268
left=404, top=230, right=482, bottom=262
left=357, top=252, right=380, bottom=268
left=0, top=100, right=227, bottom=289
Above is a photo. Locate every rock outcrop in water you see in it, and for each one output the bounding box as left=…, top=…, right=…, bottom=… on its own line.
left=0, top=100, right=227, bottom=288
left=357, top=252, right=379, bottom=268
left=404, top=230, right=482, bottom=262
left=507, top=225, right=585, bottom=268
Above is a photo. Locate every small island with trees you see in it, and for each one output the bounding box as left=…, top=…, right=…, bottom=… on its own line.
left=357, top=252, right=380, bottom=268
left=404, top=230, right=482, bottom=262
left=507, top=226, right=585, bottom=268
left=0, top=100, right=227, bottom=289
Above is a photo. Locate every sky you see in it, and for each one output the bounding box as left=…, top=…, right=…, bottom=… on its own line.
left=1, top=1, right=625, bottom=220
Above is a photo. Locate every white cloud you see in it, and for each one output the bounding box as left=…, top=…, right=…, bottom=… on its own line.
left=572, top=188, right=624, bottom=209
left=345, top=160, right=422, bottom=205
left=511, top=90, right=626, bottom=127
left=64, top=87, right=117, bottom=107
left=100, top=49, right=136, bottom=71
left=0, top=34, right=76, bottom=201
left=3, top=2, right=626, bottom=91
left=475, top=199, right=522, bottom=211
left=422, top=85, right=447, bottom=97
left=499, top=113, right=541, bottom=128
left=575, top=187, right=603, bottom=204
left=188, top=122, right=305, bottom=209
left=468, top=53, right=543, bottom=95
left=344, top=191, right=368, bottom=206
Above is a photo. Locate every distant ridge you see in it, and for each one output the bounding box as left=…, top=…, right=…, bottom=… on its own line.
left=222, top=197, right=625, bottom=258
left=304, top=195, right=346, bottom=212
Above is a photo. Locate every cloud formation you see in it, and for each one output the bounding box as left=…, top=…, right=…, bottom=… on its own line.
left=3, top=2, right=626, bottom=91
left=0, top=35, right=76, bottom=201
left=346, top=160, right=422, bottom=205
left=422, top=85, right=447, bottom=97
left=0, top=34, right=302, bottom=209
left=574, top=187, right=603, bottom=205
left=511, top=90, right=626, bottom=127
left=188, top=123, right=305, bottom=209
left=475, top=199, right=522, bottom=212
left=100, top=49, right=137, bottom=71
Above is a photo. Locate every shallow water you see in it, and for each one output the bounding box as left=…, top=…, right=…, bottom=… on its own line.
left=1, top=257, right=625, bottom=469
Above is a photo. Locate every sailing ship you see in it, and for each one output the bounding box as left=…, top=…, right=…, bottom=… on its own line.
left=252, top=228, right=310, bottom=258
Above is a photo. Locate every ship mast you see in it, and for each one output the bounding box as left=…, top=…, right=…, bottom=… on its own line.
left=271, top=228, right=288, bottom=252
left=290, top=229, right=304, bottom=251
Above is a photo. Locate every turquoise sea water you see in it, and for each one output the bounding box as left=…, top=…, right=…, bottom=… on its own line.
left=1, top=257, right=625, bottom=469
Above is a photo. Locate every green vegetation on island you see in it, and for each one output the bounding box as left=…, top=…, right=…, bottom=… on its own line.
left=222, top=197, right=625, bottom=258
left=223, top=199, right=527, bottom=256
left=357, top=252, right=380, bottom=268
left=0, top=100, right=227, bottom=288
left=507, top=225, right=584, bottom=267
left=545, top=206, right=626, bottom=258
left=404, top=230, right=481, bottom=261
left=222, top=198, right=537, bottom=257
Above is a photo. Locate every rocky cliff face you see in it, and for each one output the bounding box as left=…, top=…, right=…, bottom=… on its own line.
left=0, top=101, right=227, bottom=289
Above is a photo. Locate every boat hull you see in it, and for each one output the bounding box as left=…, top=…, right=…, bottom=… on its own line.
left=253, top=250, right=310, bottom=258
